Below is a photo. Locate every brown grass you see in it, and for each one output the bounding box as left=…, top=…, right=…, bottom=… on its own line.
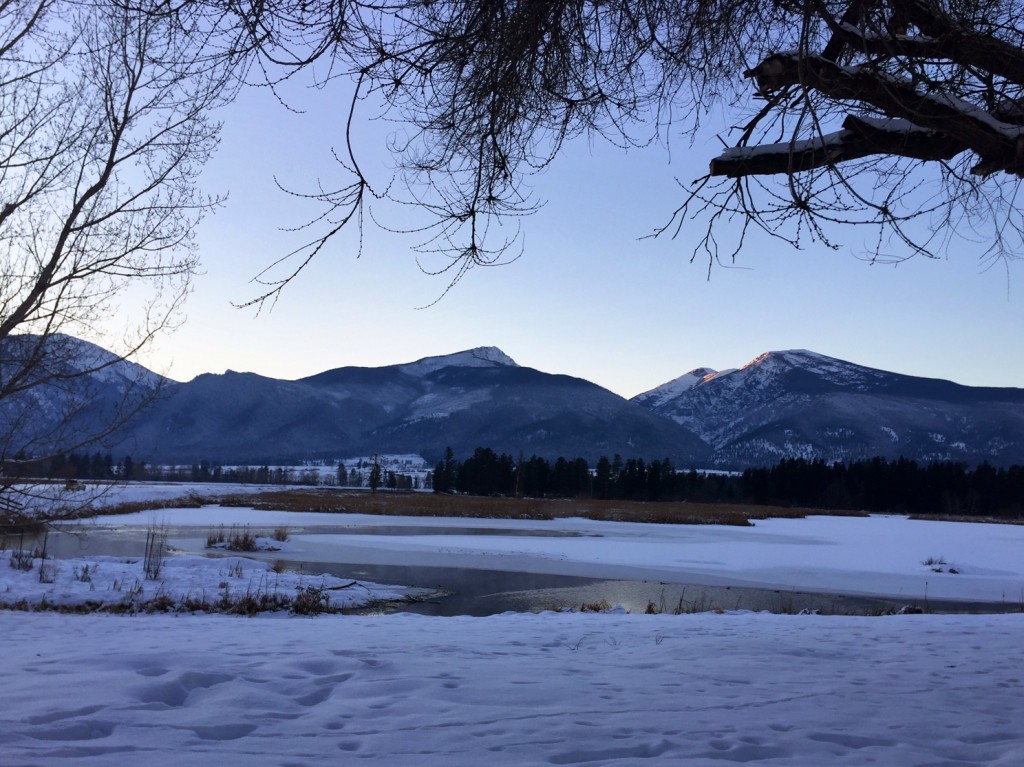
left=56, top=494, right=212, bottom=521
left=0, top=518, right=46, bottom=535
left=909, top=513, right=1024, bottom=526
left=76, top=488, right=1018, bottom=527
left=213, top=488, right=864, bottom=526
left=89, top=493, right=211, bottom=518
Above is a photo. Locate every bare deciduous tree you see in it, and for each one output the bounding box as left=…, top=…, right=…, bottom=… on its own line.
left=0, top=0, right=228, bottom=522
left=175, top=0, right=1024, bottom=302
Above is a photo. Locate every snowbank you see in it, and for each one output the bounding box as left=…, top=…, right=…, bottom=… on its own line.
left=0, top=549, right=422, bottom=613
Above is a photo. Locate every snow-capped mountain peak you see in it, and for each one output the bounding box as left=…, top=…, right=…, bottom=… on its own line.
left=738, top=349, right=886, bottom=388
left=400, top=347, right=518, bottom=376
left=740, top=349, right=832, bottom=372
left=3, top=333, right=166, bottom=389
left=631, top=347, right=1024, bottom=468
left=633, top=367, right=718, bottom=409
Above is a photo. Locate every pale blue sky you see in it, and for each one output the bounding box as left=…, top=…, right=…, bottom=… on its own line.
left=126, top=72, right=1023, bottom=399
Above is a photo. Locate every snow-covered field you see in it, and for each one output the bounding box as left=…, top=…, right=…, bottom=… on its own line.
left=2, top=495, right=1024, bottom=765
left=3, top=610, right=1023, bottom=765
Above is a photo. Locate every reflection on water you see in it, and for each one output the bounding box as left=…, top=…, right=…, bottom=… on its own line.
left=302, top=525, right=594, bottom=538
left=283, top=559, right=1003, bottom=616
left=10, top=524, right=1012, bottom=617
left=5, top=526, right=150, bottom=559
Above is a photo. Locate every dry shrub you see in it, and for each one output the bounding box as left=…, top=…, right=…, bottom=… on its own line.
left=206, top=525, right=258, bottom=551
left=206, top=527, right=225, bottom=547
left=8, top=550, right=33, bottom=571
left=180, top=592, right=209, bottom=612
left=227, top=526, right=258, bottom=552
left=73, top=563, right=95, bottom=583
left=144, top=592, right=177, bottom=613
left=292, top=584, right=330, bottom=616
left=910, top=513, right=1024, bottom=526
left=37, top=559, right=58, bottom=583
left=143, top=525, right=167, bottom=580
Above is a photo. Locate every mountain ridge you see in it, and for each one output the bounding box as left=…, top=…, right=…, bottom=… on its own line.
left=632, top=349, right=1024, bottom=468
left=3, top=336, right=1022, bottom=468
left=99, top=342, right=707, bottom=464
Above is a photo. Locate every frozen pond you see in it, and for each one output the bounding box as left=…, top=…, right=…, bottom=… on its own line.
left=25, top=511, right=1024, bottom=615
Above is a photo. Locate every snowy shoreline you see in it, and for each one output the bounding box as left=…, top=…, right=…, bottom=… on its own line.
left=0, top=549, right=430, bottom=615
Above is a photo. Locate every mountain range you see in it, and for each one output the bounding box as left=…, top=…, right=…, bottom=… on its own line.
left=4, top=336, right=1023, bottom=468
left=632, top=349, right=1024, bottom=468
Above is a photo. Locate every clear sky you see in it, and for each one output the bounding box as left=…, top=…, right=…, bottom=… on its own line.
left=123, top=70, right=1023, bottom=400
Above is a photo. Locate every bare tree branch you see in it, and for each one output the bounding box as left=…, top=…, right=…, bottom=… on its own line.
left=710, top=115, right=967, bottom=177
left=131, top=1, right=1024, bottom=289
left=0, top=0, right=230, bottom=521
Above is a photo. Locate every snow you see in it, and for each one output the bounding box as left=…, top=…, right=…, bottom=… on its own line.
left=407, top=386, right=495, bottom=419
left=2, top=610, right=1023, bottom=765
left=3, top=496, right=1024, bottom=764
left=928, top=89, right=1024, bottom=139
left=715, top=113, right=945, bottom=166
left=22, top=332, right=167, bottom=389
left=338, top=454, right=428, bottom=470
left=738, top=349, right=886, bottom=388
left=881, top=425, right=900, bottom=443
left=643, top=349, right=892, bottom=443
left=213, top=456, right=433, bottom=486
left=633, top=367, right=718, bottom=408
left=87, top=482, right=280, bottom=504
left=847, top=114, right=933, bottom=135
left=811, top=53, right=1022, bottom=143
left=400, top=346, right=518, bottom=376
left=718, top=132, right=851, bottom=159
left=0, top=550, right=419, bottom=612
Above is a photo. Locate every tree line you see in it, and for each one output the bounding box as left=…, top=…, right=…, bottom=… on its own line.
left=741, top=457, right=1024, bottom=518
left=5, top=453, right=423, bottom=491
left=8, top=446, right=1022, bottom=518
left=5, top=452, right=141, bottom=482
left=435, top=448, right=1024, bottom=518
left=433, top=447, right=742, bottom=504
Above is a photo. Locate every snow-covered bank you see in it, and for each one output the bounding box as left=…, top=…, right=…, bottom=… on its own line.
left=2, top=610, right=1023, bottom=766
left=0, top=550, right=423, bottom=613
left=80, top=507, right=1024, bottom=603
